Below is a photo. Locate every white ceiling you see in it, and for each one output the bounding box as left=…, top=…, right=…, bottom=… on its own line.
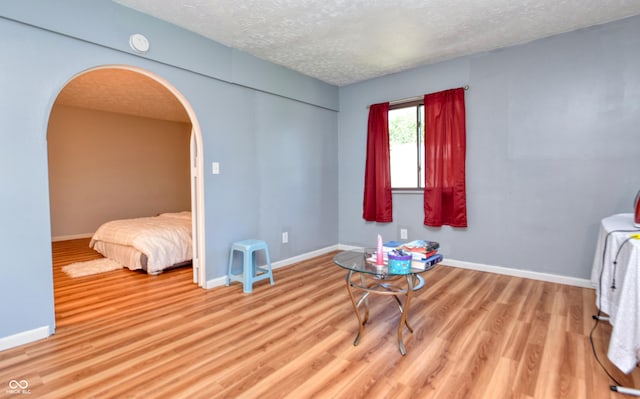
left=114, top=0, right=640, bottom=86
left=56, top=1, right=640, bottom=122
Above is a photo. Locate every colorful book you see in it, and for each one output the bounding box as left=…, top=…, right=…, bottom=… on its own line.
left=411, top=254, right=443, bottom=270
left=400, top=239, right=439, bottom=253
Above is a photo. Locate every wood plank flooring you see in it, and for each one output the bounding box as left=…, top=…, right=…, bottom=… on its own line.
left=1, top=238, right=639, bottom=398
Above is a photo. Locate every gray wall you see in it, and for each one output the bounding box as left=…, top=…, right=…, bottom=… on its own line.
left=0, top=1, right=338, bottom=339
left=338, top=16, right=640, bottom=280
left=3, top=0, right=638, bottom=346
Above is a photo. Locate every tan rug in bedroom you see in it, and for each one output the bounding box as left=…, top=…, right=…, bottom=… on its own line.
left=62, top=258, right=123, bottom=277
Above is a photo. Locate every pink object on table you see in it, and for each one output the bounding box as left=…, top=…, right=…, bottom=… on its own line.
left=376, top=234, right=384, bottom=265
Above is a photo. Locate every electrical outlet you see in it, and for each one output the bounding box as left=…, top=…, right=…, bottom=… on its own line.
left=400, top=229, right=408, bottom=240
left=282, top=231, right=288, bottom=244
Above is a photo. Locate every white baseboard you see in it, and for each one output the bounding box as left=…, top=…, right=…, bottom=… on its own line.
left=0, top=326, right=51, bottom=352
left=204, top=276, right=226, bottom=289
left=339, top=244, right=592, bottom=288
left=52, top=233, right=94, bottom=242
left=270, top=244, right=340, bottom=270
left=204, top=244, right=340, bottom=289
left=443, top=258, right=592, bottom=288
left=203, top=244, right=592, bottom=289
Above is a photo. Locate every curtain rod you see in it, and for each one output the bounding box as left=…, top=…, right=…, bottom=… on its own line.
left=367, top=85, right=469, bottom=108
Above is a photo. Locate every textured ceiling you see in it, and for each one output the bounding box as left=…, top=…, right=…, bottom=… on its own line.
left=57, top=1, right=640, bottom=120
left=55, top=68, right=191, bottom=123
left=113, top=0, right=640, bottom=86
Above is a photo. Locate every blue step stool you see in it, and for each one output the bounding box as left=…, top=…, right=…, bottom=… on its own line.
left=226, top=239, right=275, bottom=293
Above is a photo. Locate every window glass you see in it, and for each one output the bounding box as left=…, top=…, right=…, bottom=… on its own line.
left=389, top=104, right=424, bottom=189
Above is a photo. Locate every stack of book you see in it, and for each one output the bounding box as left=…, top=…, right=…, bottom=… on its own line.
left=383, top=239, right=442, bottom=270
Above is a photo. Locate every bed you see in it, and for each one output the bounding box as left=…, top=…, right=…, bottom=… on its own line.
left=90, top=211, right=192, bottom=275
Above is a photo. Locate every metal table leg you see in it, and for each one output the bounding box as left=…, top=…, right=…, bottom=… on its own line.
left=345, top=270, right=368, bottom=347
left=344, top=271, right=419, bottom=355
left=396, top=274, right=414, bottom=355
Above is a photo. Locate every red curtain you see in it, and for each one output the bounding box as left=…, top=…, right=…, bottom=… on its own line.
left=423, top=88, right=467, bottom=227
left=363, top=102, right=392, bottom=222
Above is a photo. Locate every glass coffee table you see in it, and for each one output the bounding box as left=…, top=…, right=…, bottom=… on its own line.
left=333, top=249, right=440, bottom=355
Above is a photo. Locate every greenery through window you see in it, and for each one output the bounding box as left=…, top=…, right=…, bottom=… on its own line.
left=389, top=102, right=424, bottom=189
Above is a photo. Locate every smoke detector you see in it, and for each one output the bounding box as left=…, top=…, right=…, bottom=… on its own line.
left=129, top=33, right=150, bottom=54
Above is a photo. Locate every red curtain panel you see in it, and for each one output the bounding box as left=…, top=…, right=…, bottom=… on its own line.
left=423, top=88, right=467, bottom=227
left=363, top=102, right=393, bottom=222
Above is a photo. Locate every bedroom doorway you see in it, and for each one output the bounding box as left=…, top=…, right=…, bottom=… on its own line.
left=47, top=65, right=206, bottom=287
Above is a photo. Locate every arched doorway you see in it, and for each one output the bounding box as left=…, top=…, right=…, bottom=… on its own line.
left=47, top=65, right=206, bottom=287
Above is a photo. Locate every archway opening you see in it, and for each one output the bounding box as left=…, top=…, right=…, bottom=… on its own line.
left=46, top=66, right=206, bottom=321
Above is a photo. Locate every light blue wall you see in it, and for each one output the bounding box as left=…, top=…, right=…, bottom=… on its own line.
left=338, top=16, right=640, bottom=280
left=3, top=0, right=638, bottom=346
left=0, top=0, right=337, bottom=111
left=0, top=1, right=338, bottom=339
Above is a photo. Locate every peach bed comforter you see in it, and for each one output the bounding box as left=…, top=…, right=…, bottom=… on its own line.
left=90, top=211, right=192, bottom=275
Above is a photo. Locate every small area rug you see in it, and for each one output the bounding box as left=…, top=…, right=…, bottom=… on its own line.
left=62, top=258, right=123, bottom=278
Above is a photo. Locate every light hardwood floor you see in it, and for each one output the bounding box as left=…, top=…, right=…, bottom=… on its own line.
left=1, top=238, right=639, bottom=398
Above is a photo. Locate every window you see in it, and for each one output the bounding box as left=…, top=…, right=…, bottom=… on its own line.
left=364, top=88, right=467, bottom=226
left=388, top=101, right=424, bottom=189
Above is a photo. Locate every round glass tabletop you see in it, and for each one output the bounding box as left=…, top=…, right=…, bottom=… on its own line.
left=333, top=249, right=438, bottom=277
